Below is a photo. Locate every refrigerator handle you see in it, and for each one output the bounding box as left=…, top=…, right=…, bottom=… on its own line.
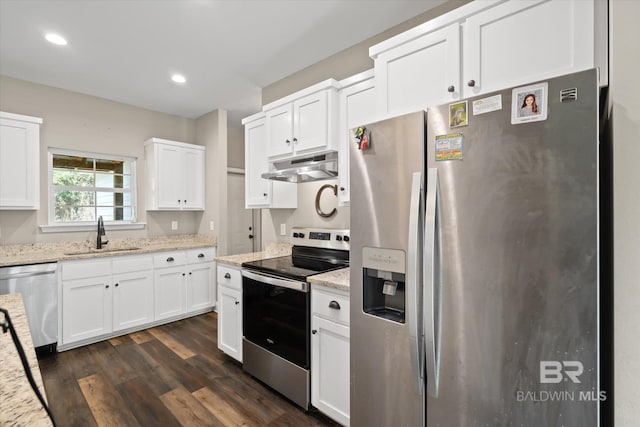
left=424, top=167, right=441, bottom=397
left=407, top=171, right=425, bottom=395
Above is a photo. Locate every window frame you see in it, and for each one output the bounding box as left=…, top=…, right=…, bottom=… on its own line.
left=42, top=148, right=144, bottom=232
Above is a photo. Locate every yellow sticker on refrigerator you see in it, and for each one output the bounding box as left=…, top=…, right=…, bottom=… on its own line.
left=435, top=133, right=463, bottom=161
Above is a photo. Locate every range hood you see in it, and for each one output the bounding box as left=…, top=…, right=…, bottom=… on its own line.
left=262, top=151, right=338, bottom=183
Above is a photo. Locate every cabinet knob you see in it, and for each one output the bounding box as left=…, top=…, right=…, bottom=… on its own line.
left=447, top=85, right=455, bottom=93
left=263, top=193, right=268, bottom=197
left=182, top=273, right=186, bottom=276
left=198, top=253, right=205, bottom=258
left=224, top=273, right=231, bottom=279
left=178, top=199, right=181, bottom=203
left=167, top=257, right=174, bottom=262
left=340, top=187, right=345, bottom=191
left=235, top=301, right=239, bottom=305
left=189, top=272, right=192, bottom=275
left=293, top=137, right=298, bottom=144
left=105, top=285, right=109, bottom=289
left=467, top=79, right=476, bottom=87
left=312, top=329, right=317, bottom=334
left=285, top=139, right=291, bottom=144
left=115, top=283, right=119, bottom=287
left=329, top=300, right=341, bottom=310
left=249, top=234, right=254, bottom=239
left=184, top=200, right=187, bottom=204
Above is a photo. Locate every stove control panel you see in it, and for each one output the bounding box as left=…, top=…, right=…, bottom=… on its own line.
left=291, top=227, right=350, bottom=250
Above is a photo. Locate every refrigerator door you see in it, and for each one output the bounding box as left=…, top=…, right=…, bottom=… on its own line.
left=350, top=111, right=425, bottom=427
left=425, top=69, right=599, bottom=426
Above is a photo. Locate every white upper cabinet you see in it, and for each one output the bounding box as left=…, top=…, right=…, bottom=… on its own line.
left=263, top=79, right=340, bottom=160
left=145, top=138, right=205, bottom=210
left=463, top=0, right=601, bottom=97
left=0, top=112, right=43, bottom=210
left=243, top=112, right=297, bottom=209
left=371, top=0, right=606, bottom=116
left=373, top=22, right=461, bottom=117
left=338, top=70, right=377, bottom=207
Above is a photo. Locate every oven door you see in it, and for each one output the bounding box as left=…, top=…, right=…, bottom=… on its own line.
left=242, top=270, right=310, bottom=368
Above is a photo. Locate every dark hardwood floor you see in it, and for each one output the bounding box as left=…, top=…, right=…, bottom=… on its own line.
left=37, top=312, right=339, bottom=426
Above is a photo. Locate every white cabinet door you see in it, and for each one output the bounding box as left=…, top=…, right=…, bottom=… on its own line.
left=338, top=72, right=376, bottom=206
left=154, top=266, right=186, bottom=321
left=112, top=270, right=154, bottom=332
left=0, top=113, right=42, bottom=210
left=218, top=285, right=242, bottom=362
left=186, top=263, right=214, bottom=312
left=311, top=315, right=350, bottom=426
left=464, top=0, right=596, bottom=98
left=145, top=138, right=206, bottom=210
left=375, top=22, right=461, bottom=117
left=244, top=114, right=297, bottom=209
left=62, top=275, right=113, bottom=344
left=183, top=147, right=205, bottom=210
left=156, top=143, right=183, bottom=209
left=293, top=91, right=328, bottom=154
left=266, top=104, right=294, bottom=158
left=245, top=116, right=271, bottom=208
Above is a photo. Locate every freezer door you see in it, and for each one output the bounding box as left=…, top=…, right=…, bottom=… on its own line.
left=350, top=111, right=425, bottom=427
left=425, top=69, right=600, bottom=426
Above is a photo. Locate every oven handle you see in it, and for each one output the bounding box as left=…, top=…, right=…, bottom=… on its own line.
left=242, top=269, right=309, bottom=293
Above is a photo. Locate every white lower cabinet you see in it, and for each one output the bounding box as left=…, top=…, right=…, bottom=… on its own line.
left=217, top=264, right=243, bottom=362
left=112, top=255, right=154, bottom=332
left=62, top=268, right=113, bottom=344
left=59, top=247, right=215, bottom=350
left=311, top=286, right=350, bottom=426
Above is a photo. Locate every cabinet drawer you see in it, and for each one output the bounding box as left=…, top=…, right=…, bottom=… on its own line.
left=61, top=259, right=111, bottom=280
left=112, top=254, right=153, bottom=274
left=187, top=247, right=216, bottom=264
left=217, top=265, right=242, bottom=290
left=312, top=288, right=350, bottom=325
left=153, top=251, right=186, bottom=268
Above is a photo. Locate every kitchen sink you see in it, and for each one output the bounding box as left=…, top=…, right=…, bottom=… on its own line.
left=63, top=246, right=142, bottom=255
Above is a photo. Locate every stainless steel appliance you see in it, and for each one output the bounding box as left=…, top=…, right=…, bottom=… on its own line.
left=242, top=227, right=349, bottom=409
left=0, top=262, right=58, bottom=351
left=350, top=69, right=601, bottom=426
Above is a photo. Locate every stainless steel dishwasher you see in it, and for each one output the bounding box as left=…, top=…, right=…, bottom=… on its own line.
left=0, top=263, right=57, bottom=352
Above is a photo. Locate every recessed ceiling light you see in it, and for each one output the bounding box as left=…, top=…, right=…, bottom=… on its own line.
left=45, top=33, right=67, bottom=46
left=171, top=74, right=187, bottom=84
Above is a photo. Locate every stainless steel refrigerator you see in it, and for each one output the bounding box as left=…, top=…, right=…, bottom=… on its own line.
left=350, top=69, right=600, bottom=426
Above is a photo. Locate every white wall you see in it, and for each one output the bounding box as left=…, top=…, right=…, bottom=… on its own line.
left=610, top=0, right=640, bottom=424
left=0, top=75, right=226, bottom=246
left=261, top=179, right=349, bottom=248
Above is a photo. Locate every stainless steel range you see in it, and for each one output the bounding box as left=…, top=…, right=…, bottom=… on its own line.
left=241, top=227, right=350, bottom=409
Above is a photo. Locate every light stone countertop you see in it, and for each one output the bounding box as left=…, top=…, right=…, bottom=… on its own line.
left=0, top=234, right=216, bottom=267
left=214, top=242, right=292, bottom=267
left=0, top=293, right=53, bottom=426
left=308, top=267, right=350, bottom=293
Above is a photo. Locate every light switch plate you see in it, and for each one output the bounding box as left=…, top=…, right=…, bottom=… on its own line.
left=171, top=221, right=178, bottom=230
left=280, top=223, right=286, bottom=236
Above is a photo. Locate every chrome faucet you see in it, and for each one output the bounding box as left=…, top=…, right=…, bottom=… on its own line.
left=97, top=216, right=108, bottom=249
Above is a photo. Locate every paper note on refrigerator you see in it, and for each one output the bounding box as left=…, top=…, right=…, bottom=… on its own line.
left=435, top=133, right=463, bottom=161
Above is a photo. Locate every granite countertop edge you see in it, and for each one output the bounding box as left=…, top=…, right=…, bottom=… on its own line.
left=0, top=235, right=216, bottom=267
left=308, top=267, right=350, bottom=293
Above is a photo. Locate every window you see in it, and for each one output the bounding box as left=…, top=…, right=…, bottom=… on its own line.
left=48, top=149, right=137, bottom=225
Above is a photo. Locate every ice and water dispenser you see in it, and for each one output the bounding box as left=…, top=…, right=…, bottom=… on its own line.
left=362, top=247, right=406, bottom=323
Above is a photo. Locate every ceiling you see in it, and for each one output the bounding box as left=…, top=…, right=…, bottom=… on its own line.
left=0, top=0, right=446, bottom=127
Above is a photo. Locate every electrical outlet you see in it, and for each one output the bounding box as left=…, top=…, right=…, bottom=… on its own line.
left=171, top=221, right=178, bottom=230
left=280, top=223, right=286, bottom=236
left=210, top=221, right=214, bottom=231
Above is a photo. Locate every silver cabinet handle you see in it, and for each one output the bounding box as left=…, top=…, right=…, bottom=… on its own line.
left=407, top=172, right=424, bottom=395
left=424, top=167, right=442, bottom=397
